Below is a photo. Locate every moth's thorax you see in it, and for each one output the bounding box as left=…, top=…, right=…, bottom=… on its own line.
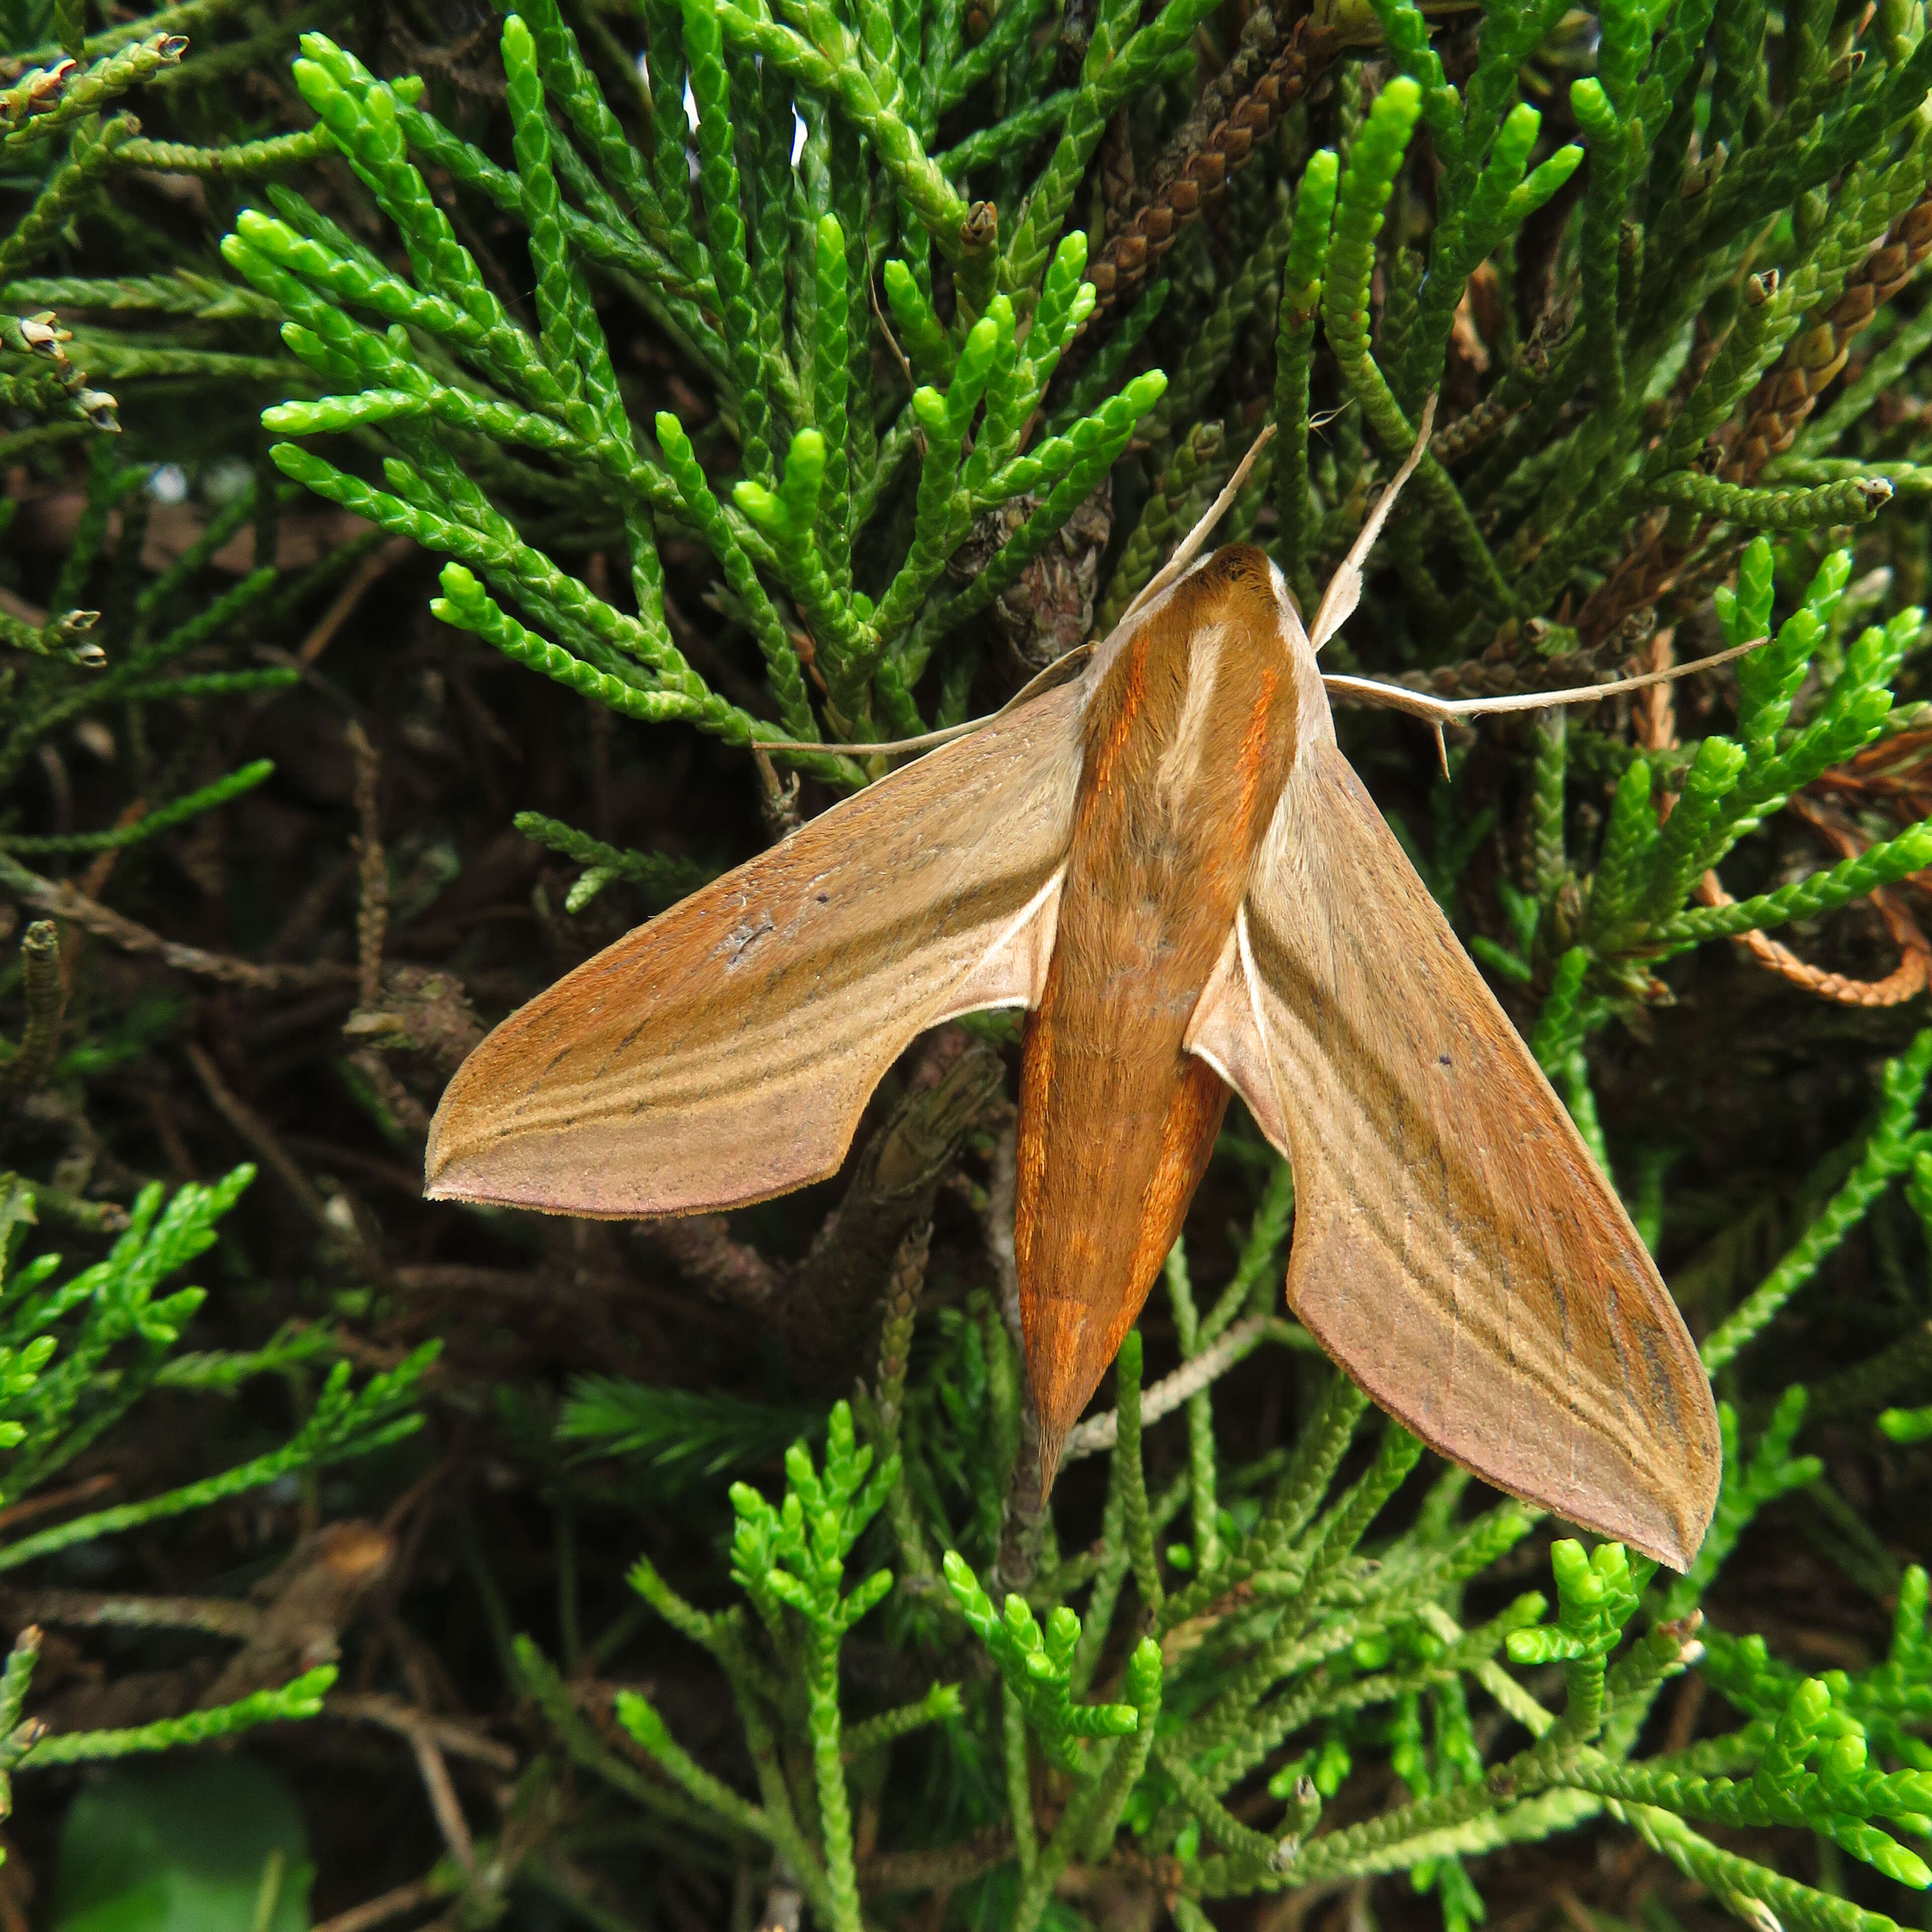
left=1014, top=544, right=1301, bottom=1469
left=1073, top=543, right=1301, bottom=937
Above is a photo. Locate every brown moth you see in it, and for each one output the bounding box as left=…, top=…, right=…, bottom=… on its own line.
left=426, top=415, right=1731, bottom=1570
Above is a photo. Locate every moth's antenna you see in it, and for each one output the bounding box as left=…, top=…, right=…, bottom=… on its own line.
left=1121, top=423, right=1279, bottom=627
left=1321, top=634, right=1771, bottom=727
left=756, top=717, right=985, bottom=759
left=753, top=644, right=1095, bottom=760
left=1307, top=394, right=1439, bottom=654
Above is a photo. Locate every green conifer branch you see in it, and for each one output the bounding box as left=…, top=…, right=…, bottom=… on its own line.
left=1703, top=1034, right=1932, bottom=1372
left=0, top=33, right=187, bottom=157
left=1274, top=152, right=1339, bottom=606
left=653, top=411, right=824, bottom=749
left=707, top=0, right=971, bottom=253
left=0, top=1346, right=438, bottom=1570
left=0, top=114, right=138, bottom=282
left=1648, top=819, right=1932, bottom=948
left=1650, top=468, right=1895, bottom=526
left=1322, top=78, right=1514, bottom=614
left=18, top=1666, right=336, bottom=1767
left=0, top=762, right=273, bottom=854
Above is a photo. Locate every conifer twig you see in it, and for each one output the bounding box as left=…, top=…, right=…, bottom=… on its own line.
left=0, top=854, right=354, bottom=990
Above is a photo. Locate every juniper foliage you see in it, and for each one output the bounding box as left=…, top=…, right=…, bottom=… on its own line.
left=7, top=0, right=1932, bottom=1925
left=0, top=1157, right=436, bottom=1787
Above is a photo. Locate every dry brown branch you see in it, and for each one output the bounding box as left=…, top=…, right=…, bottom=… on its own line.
left=346, top=720, right=387, bottom=1011
left=0, top=854, right=355, bottom=991
left=0, top=1473, right=116, bottom=1535
left=403, top=1717, right=477, bottom=1872
left=859, top=1823, right=1016, bottom=1894
left=297, top=537, right=416, bottom=668
left=1726, top=192, right=1932, bottom=479
left=1694, top=858, right=1932, bottom=1008
left=981, top=1118, right=1050, bottom=1594
left=1085, top=19, right=1335, bottom=326
left=328, top=1692, right=517, bottom=1773
left=185, top=1039, right=333, bottom=1226
left=313, top=1877, right=448, bottom=1932
left=785, top=1032, right=1007, bottom=1372
left=0, top=1588, right=258, bottom=1639
left=1634, top=626, right=1678, bottom=754
left=1653, top=640, right=1932, bottom=1005
left=626, top=1219, right=782, bottom=1311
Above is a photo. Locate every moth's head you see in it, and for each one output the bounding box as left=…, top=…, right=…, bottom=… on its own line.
left=1171, top=546, right=1330, bottom=749
left=1089, top=543, right=1314, bottom=691
left=1174, top=545, right=1320, bottom=673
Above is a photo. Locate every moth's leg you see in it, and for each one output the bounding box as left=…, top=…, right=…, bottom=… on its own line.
left=1120, top=423, right=1279, bottom=625
left=1307, top=395, right=1439, bottom=654
left=1320, top=634, right=1771, bottom=725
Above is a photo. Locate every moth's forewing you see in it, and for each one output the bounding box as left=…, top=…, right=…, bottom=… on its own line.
left=424, top=680, right=1088, bottom=1218
left=1186, top=588, right=1721, bottom=1569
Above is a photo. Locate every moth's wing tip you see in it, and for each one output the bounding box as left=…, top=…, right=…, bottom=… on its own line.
left=1563, top=1447, right=1720, bottom=1575
left=419, top=1122, right=599, bottom=1214
left=420, top=1128, right=454, bottom=1202
left=1667, top=1436, right=1724, bottom=1574
left=421, top=1103, right=483, bottom=1202
left=1613, top=1528, right=1692, bottom=1573
left=1034, top=1429, right=1065, bottom=1505
left=1600, top=1505, right=1703, bottom=1576
left=421, top=1165, right=465, bottom=1204
left=418, top=1150, right=536, bottom=1211
left=1627, top=1366, right=1724, bottom=1573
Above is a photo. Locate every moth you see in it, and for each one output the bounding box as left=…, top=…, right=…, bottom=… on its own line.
left=427, top=411, right=1736, bottom=1570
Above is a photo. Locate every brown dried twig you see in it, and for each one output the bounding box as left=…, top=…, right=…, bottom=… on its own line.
left=313, top=1878, right=450, bottom=1932
left=786, top=1031, right=1008, bottom=1372
left=1650, top=635, right=1932, bottom=1004
left=185, top=1040, right=334, bottom=1227
left=1726, top=192, right=1932, bottom=479
left=346, top=721, right=387, bottom=1011
left=632, top=1216, right=783, bottom=1312
left=1085, top=18, right=1336, bottom=326
left=329, top=1692, right=517, bottom=1772
left=1693, top=799, right=1932, bottom=1007
left=860, top=1823, right=1016, bottom=1895
left=296, top=537, right=416, bottom=668
left=0, top=921, right=63, bottom=1095
left=0, top=853, right=355, bottom=991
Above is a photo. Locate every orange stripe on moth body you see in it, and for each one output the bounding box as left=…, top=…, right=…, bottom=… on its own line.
left=1088, top=623, right=1152, bottom=797
left=1015, top=547, right=1300, bottom=1475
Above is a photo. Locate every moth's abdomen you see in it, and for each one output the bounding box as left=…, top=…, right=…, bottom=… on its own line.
left=1015, top=546, right=1299, bottom=1481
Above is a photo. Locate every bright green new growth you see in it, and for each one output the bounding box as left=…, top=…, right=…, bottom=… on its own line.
left=575, top=1045, right=1932, bottom=1929
left=217, top=14, right=1168, bottom=847
left=0, top=1169, right=434, bottom=1804
left=202, top=0, right=1932, bottom=1011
